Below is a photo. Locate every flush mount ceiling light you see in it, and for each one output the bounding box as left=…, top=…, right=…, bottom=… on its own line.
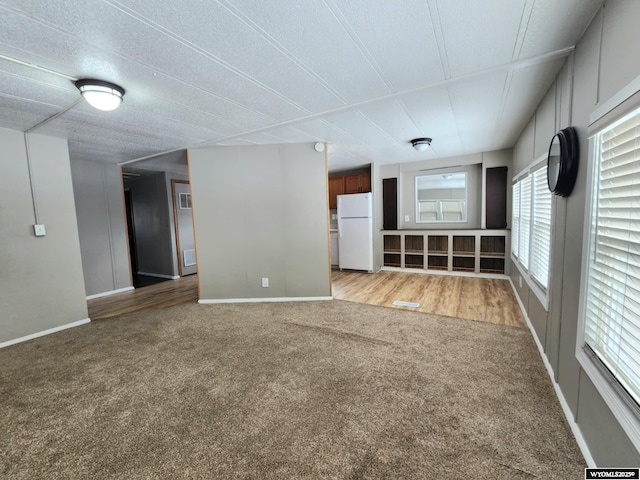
left=410, top=138, right=432, bottom=152
left=75, top=79, right=125, bottom=111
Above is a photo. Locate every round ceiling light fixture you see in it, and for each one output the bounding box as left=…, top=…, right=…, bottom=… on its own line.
left=410, top=137, right=432, bottom=152
left=75, top=79, right=125, bottom=111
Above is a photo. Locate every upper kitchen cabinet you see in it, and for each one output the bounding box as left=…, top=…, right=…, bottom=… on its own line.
left=344, top=173, right=371, bottom=194
left=328, top=176, right=345, bottom=209
left=328, top=167, right=371, bottom=209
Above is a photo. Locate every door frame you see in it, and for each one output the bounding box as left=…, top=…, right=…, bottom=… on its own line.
left=171, top=179, right=192, bottom=277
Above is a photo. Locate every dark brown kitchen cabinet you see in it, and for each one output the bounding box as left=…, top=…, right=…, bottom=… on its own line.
left=344, top=173, right=371, bottom=194
left=328, top=176, right=345, bottom=209
left=328, top=172, right=371, bottom=209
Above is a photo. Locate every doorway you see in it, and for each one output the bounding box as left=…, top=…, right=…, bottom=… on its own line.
left=124, top=188, right=138, bottom=278
left=171, top=179, right=197, bottom=277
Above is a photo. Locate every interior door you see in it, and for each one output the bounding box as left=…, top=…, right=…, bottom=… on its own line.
left=172, top=180, right=197, bottom=276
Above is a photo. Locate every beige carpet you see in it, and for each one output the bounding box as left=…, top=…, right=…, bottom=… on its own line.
left=1, top=300, right=585, bottom=479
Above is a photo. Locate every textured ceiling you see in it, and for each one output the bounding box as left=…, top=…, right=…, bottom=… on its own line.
left=0, top=0, right=603, bottom=172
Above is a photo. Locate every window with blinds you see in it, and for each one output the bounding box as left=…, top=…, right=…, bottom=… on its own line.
left=511, top=161, right=552, bottom=305
left=512, top=182, right=521, bottom=258
left=530, top=168, right=552, bottom=289
left=583, top=107, right=640, bottom=409
left=519, top=175, right=532, bottom=270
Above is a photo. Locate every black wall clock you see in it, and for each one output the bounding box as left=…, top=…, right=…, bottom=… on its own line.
left=547, top=127, right=579, bottom=197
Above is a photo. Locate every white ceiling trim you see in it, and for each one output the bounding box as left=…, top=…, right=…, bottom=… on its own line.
left=103, top=0, right=315, bottom=115
left=322, top=0, right=394, bottom=91
left=427, top=0, right=452, bottom=80
left=215, top=0, right=350, bottom=104
left=0, top=53, right=77, bottom=81
left=125, top=45, right=575, bottom=165
left=511, top=0, right=536, bottom=60
left=491, top=70, right=515, bottom=148
left=445, top=85, right=464, bottom=153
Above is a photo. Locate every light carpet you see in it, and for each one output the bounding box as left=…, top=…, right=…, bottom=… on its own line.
left=0, top=300, right=585, bottom=479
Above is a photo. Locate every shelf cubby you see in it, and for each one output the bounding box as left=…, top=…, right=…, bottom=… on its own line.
left=383, top=234, right=401, bottom=252
left=405, top=254, right=424, bottom=269
left=480, top=236, right=506, bottom=257
left=428, top=235, right=448, bottom=255
left=480, top=257, right=505, bottom=274
left=405, top=235, right=424, bottom=253
left=383, top=253, right=401, bottom=268
left=453, top=256, right=475, bottom=272
left=427, top=255, right=448, bottom=270
left=453, top=235, right=475, bottom=256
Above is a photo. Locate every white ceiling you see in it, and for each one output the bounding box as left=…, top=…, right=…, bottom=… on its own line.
left=0, top=0, right=603, bottom=172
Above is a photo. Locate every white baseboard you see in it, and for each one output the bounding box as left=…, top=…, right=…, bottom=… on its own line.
left=137, top=272, right=180, bottom=280
left=0, top=318, right=91, bottom=349
left=508, top=278, right=596, bottom=468
left=86, top=286, right=134, bottom=300
left=199, top=296, right=333, bottom=304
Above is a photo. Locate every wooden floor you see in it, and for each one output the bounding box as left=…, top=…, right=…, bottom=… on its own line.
left=332, top=270, right=525, bottom=328
left=87, top=274, right=199, bottom=320
left=88, top=270, right=524, bottom=328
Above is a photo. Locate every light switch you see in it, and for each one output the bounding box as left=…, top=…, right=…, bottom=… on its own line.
left=404, top=215, right=410, bottom=222
left=262, top=277, right=269, bottom=288
left=33, top=224, right=46, bottom=237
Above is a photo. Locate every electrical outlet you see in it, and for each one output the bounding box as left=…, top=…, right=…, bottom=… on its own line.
left=261, top=277, right=269, bottom=288
left=33, top=224, right=46, bottom=237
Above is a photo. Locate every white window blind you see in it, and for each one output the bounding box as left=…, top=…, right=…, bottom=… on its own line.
left=512, top=182, right=521, bottom=258
left=530, top=168, right=552, bottom=289
left=519, top=175, right=532, bottom=270
left=584, top=109, right=640, bottom=408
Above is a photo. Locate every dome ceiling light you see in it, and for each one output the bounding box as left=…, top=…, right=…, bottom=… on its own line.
left=75, top=79, right=125, bottom=111
left=410, top=138, right=432, bottom=152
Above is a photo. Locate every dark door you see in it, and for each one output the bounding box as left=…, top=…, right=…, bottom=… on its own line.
left=124, top=188, right=138, bottom=275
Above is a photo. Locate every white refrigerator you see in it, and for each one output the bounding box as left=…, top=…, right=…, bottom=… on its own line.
left=337, top=192, right=373, bottom=272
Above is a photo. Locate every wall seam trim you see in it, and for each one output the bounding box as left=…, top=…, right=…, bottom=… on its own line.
left=102, top=165, right=117, bottom=290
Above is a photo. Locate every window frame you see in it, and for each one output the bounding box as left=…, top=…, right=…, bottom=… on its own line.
left=530, top=167, right=553, bottom=289
left=511, top=156, right=553, bottom=309
left=415, top=171, right=468, bottom=224
left=576, top=115, right=640, bottom=452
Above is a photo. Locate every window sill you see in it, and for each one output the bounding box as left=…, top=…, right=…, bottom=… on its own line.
left=576, top=348, right=640, bottom=452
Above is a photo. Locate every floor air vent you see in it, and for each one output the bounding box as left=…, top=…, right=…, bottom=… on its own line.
left=392, top=300, right=420, bottom=308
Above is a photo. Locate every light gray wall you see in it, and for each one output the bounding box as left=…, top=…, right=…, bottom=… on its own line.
left=0, top=128, right=88, bottom=343
left=376, top=150, right=511, bottom=231
left=510, top=0, right=640, bottom=466
left=71, top=159, right=131, bottom=296
left=125, top=172, right=175, bottom=277
left=400, top=159, right=482, bottom=229
left=189, top=143, right=331, bottom=300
